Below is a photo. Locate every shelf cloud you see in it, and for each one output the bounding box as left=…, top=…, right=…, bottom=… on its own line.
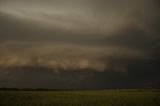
left=0, top=0, right=159, bottom=88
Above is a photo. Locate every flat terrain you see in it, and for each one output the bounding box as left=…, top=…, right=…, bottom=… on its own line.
left=0, top=89, right=160, bottom=106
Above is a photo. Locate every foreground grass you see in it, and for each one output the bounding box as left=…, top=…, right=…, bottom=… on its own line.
left=0, top=89, right=160, bottom=106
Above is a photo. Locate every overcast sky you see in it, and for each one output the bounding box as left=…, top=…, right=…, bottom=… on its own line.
left=0, top=0, right=160, bottom=89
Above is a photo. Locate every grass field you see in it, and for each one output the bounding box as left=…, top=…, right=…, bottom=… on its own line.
left=0, top=89, right=160, bottom=106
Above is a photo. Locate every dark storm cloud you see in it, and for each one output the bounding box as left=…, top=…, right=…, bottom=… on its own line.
left=0, top=0, right=160, bottom=88
left=99, top=26, right=159, bottom=52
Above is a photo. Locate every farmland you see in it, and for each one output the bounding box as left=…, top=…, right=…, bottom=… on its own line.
left=0, top=89, right=160, bottom=106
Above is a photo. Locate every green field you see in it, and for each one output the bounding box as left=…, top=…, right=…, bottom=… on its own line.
left=0, top=89, right=160, bottom=106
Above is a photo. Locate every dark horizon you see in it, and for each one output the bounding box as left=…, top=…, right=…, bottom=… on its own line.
left=0, top=61, right=160, bottom=89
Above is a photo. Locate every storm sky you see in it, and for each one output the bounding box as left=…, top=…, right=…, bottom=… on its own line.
left=0, top=0, right=160, bottom=89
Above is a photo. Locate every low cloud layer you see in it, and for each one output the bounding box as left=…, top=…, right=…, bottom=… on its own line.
left=0, top=0, right=159, bottom=88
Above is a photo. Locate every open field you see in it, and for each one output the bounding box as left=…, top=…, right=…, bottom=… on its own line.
left=0, top=89, right=160, bottom=106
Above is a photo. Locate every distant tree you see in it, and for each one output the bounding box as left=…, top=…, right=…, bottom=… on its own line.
left=0, top=87, right=7, bottom=91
